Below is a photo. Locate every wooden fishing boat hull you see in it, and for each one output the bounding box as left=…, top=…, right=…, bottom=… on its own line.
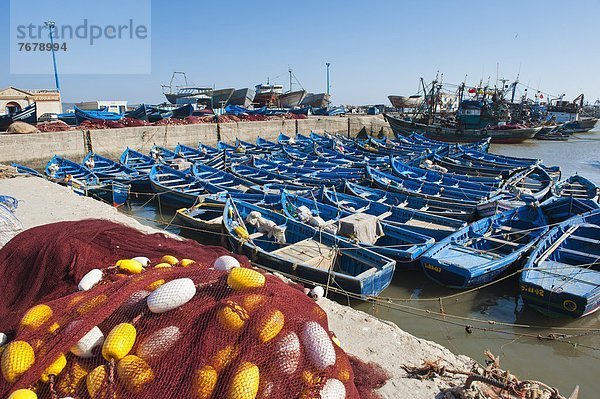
left=224, top=199, right=396, bottom=297
left=520, top=209, right=600, bottom=317
left=0, top=103, right=37, bottom=131
left=175, top=202, right=225, bottom=234
left=553, top=175, right=599, bottom=201
left=385, top=113, right=541, bottom=144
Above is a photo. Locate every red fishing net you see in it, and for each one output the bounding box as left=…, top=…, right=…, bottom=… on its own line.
left=0, top=220, right=385, bottom=398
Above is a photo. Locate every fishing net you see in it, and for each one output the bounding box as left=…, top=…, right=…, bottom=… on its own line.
left=0, top=220, right=382, bottom=398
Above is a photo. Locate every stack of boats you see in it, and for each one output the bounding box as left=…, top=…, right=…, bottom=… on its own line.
left=13, top=131, right=600, bottom=317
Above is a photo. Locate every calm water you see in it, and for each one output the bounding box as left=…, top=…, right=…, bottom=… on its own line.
left=123, top=130, right=600, bottom=396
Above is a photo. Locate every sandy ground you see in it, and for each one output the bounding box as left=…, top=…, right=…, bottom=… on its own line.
left=0, top=175, right=474, bottom=398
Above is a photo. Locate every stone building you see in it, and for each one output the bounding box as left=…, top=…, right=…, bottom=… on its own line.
left=0, top=87, right=62, bottom=117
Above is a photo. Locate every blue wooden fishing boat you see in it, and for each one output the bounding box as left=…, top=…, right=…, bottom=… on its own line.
left=367, top=166, right=488, bottom=203
left=74, top=106, right=123, bottom=124
left=12, top=163, right=44, bottom=178
left=45, top=155, right=129, bottom=206
left=149, top=164, right=218, bottom=208
left=552, top=174, right=599, bottom=201
left=421, top=154, right=512, bottom=179
left=193, top=192, right=281, bottom=207
left=192, top=163, right=255, bottom=193
left=520, top=208, right=600, bottom=317
left=174, top=144, right=225, bottom=167
left=82, top=152, right=151, bottom=192
left=420, top=197, right=599, bottom=288
left=391, top=157, right=502, bottom=194
left=0, top=103, right=37, bottom=131
left=344, top=181, right=477, bottom=221
left=281, top=191, right=434, bottom=269
left=224, top=198, right=396, bottom=296
left=321, top=188, right=467, bottom=240
left=256, top=136, right=282, bottom=152
left=119, top=147, right=157, bottom=174
left=283, top=145, right=353, bottom=166
left=503, top=166, right=553, bottom=201
left=175, top=202, right=226, bottom=234
left=235, top=138, right=273, bottom=155
left=229, top=163, right=298, bottom=185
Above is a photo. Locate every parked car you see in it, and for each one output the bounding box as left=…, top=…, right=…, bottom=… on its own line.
left=38, top=113, right=58, bottom=123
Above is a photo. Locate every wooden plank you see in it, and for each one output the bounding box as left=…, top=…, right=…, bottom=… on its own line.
left=404, top=218, right=454, bottom=231
left=484, top=236, right=520, bottom=247
left=271, top=239, right=335, bottom=270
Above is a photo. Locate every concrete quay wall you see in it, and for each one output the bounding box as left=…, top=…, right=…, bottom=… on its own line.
left=0, top=115, right=391, bottom=166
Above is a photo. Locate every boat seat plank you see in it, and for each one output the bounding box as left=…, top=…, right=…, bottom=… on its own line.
left=570, top=235, right=600, bottom=245
left=271, top=238, right=335, bottom=270
left=404, top=218, right=455, bottom=231
left=248, top=232, right=264, bottom=239
left=484, top=236, right=520, bottom=247
left=558, top=248, right=599, bottom=261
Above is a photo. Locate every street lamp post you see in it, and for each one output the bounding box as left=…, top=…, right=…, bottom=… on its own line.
left=326, top=62, right=330, bottom=96
left=45, top=21, right=60, bottom=92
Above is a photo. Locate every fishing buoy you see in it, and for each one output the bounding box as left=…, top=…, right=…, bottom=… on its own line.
left=86, top=365, right=107, bottom=399
left=234, top=225, right=249, bottom=240
left=193, top=365, right=218, bottom=399
left=160, top=255, right=179, bottom=266
left=7, top=389, right=37, bottom=399
left=275, top=332, right=300, bottom=375
left=214, top=255, right=240, bottom=271
left=319, top=378, right=346, bottom=399
left=146, top=279, right=165, bottom=291
left=227, top=362, right=259, bottom=399
left=301, top=321, right=336, bottom=370
left=1, top=341, right=35, bottom=383
left=217, top=302, right=249, bottom=332
left=0, top=332, right=8, bottom=346
left=78, top=269, right=103, bottom=291
left=240, top=294, right=265, bottom=313
left=227, top=267, right=265, bottom=290
left=19, top=304, right=53, bottom=330
left=41, top=353, right=67, bottom=382
left=154, top=262, right=172, bottom=269
left=56, top=360, right=88, bottom=396
left=310, top=286, right=325, bottom=300
left=71, top=326, right=104, bottom=358
left=303, top=287, right=311, bottom=295
left=117, top=355, right=154, bottom=393
left=136, top=326, right=181, bottom=361
left=102, top=323, right=137, bottom=361
left=147, top=278, right=196, bottom=313
left=256, top=309, right=284, bottom=343
left=212, top=345, right=239, bottom=372
left=116, top=259, right=144, bottom=274
left=131, top=256, right=151, bottom=267
left=179, top=258, right=197, bottom=267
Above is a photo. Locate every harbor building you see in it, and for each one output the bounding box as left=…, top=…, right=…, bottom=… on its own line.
left=0, top=86, right=62, bottom=116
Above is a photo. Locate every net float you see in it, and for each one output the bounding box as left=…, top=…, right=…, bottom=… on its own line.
left=217, top=301, right=249, bottom=332
left=146, top=278, right=196, bottom=314
left=179, top=258, right=197, bottom=267
left=160, top=255, right=179, bottom=265
left=117, top=355, right=155, bottom=393
left=41, top=353, right=67, bottom=382
left=227, top=361, right=260, bottom=399
left=214, top=255, right=240, bottom=271
left=1, top=340, right=35, bottom=383
left=19, top=304, right=53, bottom=330
left=319, top=378, right=346, bottom=399
left=78, top=269, right=103, bottom=291
left=193, top=364, right=218, bottom=399
left=102, top=323, right=136, bottom=361
left=240, top=294, right=265, bottom=313
left=256, top=309, right=284, bottom=343
left=146, top=279, right=165, bottom=291
left=131, top=256, right=151, bottom=267
left=227, top=268, right=265, bottom=290
left=301, top=321, right=336, bottom=370
left=57, top=360, right=88, bottom=396
left=116, top=259, right=144, bottom=274
left=70, top=326, right=104, bottom=358
left=234, top=225, right=249, bottom=240
left=154, top=262, right=172, bottom=269
left=275, top=332, right=301, bottom=375
left=86, top=365, right=107, bottom=399
left=310, top=286, right=325, bottom=300
left=136, top=326, right=181, bottom=361
left=7, top=389, right=37, bottom=399
left=212, top=344, right=239, bottom=372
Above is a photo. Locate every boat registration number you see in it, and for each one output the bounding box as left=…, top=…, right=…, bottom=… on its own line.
left=424, top=263, right=441, bottom=273
left=521, top=285, right=544, bottom=297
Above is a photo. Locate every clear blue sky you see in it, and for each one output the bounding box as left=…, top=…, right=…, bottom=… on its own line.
left=1, top=0, right=599, bottom=105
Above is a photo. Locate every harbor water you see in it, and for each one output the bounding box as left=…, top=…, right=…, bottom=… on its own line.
left=122, top=130, right=600, bottom=396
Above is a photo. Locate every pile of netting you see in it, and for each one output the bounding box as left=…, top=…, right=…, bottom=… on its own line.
left=0, top=220, right=386, bottom=398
